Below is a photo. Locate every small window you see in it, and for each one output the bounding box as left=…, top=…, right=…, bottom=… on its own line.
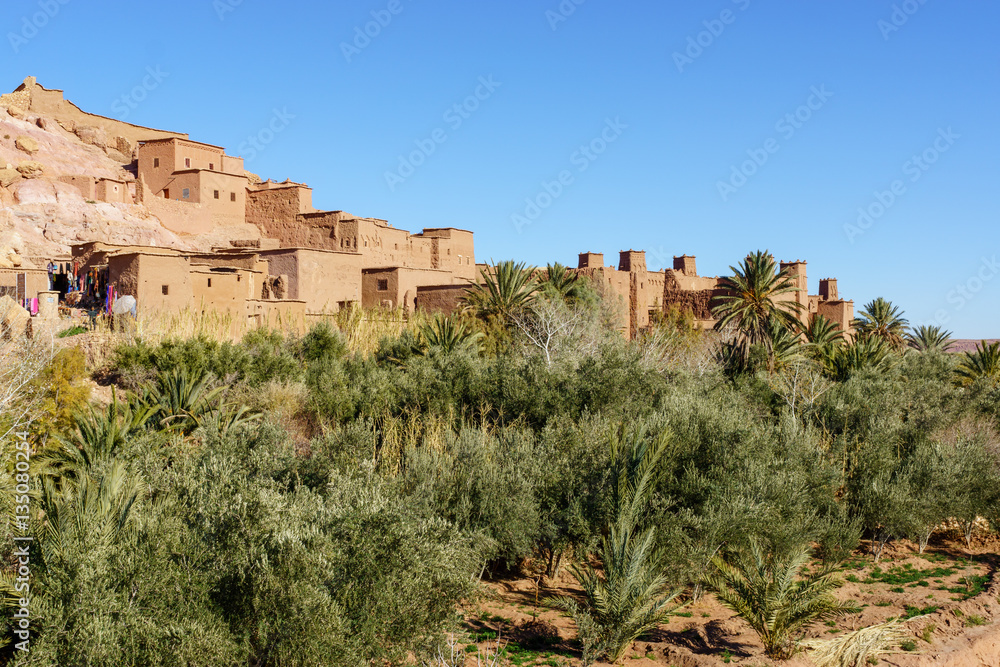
left=153, top=158, right=159, bottom=168
left=214, top=190, right=220, bottom=199
left=377, top=279, right=388, bottom=291
left=207, top=278, right=212, bottom=287
left=161, top=285, right=169, bottom=295
left=230, top=192, right=236, bottom=202
left=185, top=158, right=191, bottom=168
left=182, top=188, right=190, bottom=199
left=163, top=188, right=170, bottom=198
left=209, top=163, right=215, bottom=170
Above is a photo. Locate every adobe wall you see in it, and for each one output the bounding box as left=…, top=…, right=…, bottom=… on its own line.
left=362, top=266, right=458, bottom=312
left=190, top=268, right=257, bottom=316
left=247, top=299, right=307, bottom=333
left=0, top=269, right=49, bottom=302
left=10, top=78, right=186, bottom=146
left=144, top=190, right=215, bottom=235
left=246, top=185, right=314, bottom=242
left=95, top=179, right=130, bottom=204
left=418, top=228, right=476, bottom=280
left=817, top=299, right=855, bottom=336
left=108, top=253, right=193, bottom=313
left=415, top=284, right=467, bottom=315
left=60, top=175, right=97, bottom=200
left=258, top=249, right=363, bottom=313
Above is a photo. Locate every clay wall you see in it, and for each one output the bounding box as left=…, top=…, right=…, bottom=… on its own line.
left=362, top=266, right=458, bottom=312
left=415, top=284, right=467, bottom=315
left=109, top=253, right=193, bottom=313
left=418, top=228, right=476, bottom=280
left=673, top=255, right=697, bottom=276
left=60, top=175, right=96, bottom=200
left=817, top=299, right=855, bottom=337
left=0, top=269, right=49, bottom=302
left=258, top=248, right=362, bottom=313
left=190, top=268, right=257, bottom=316
left=95, top=179, right=129, bottom=204
left=578, top=253, right=605, bottom=269
left=247, top=299, right=307, bottom=332
left=144, top=191, right=214, bottom=235
left=246, top=184, right=314, bottom=241
left=137, top=141, right=180, bottom=195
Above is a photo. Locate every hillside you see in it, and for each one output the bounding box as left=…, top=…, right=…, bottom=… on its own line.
left=0, top=77, right=260, bottom=267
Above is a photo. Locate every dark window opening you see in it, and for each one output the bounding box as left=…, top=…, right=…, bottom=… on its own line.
left=376, top=279, right=388, bottom=291
left=182, top=188, right=190, bottom=199
left=214, top=190, right=220, bottom=199
left=230, top=192, right=236, bottom=202
left=161, top=285, right=169, bottom=295
left=185, top=158, right=191, bottom=168
left=163, top=188, right=170, bottom=199
left=209, top=163, right=215, bottom=170
left=207, top=278, right=212, bottom=287
left=153, top=158, right=159, bottom=168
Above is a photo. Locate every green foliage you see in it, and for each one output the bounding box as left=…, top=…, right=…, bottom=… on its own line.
left=712, top=250, right=804, bottom=375
left=906, top=325, right=954, bottom=353
left=462, top=259, right=539, bottom=324
left=29, top=347, right=91, bottom=444
left=955, top=340, right=1000, bottom=386
left=707, top=540, right=857, bottom=659
left=550, top=426, right=683, bottom=663
left=855, top=298, right=909, bottom=351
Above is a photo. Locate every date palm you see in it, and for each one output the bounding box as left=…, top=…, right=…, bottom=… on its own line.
left=827, top=336, right=893, bottom=382
left=955, top=340, right=1000, bottom=386
left=712, top=251, right=804, bottom=372
left=417, top=313, right=484, bottom=355
left=906, top=325, right=954, bottom=353
left=706, top=540, right=856, bottom=660
left=462, top=260, right=539, bottom=322
left=854, top=298, right=908, bottom=351
left=549, top=426, right=683, bottom=663
left=540, top=263, right=583, bottom=301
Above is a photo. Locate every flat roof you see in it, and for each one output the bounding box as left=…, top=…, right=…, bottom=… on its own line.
left=171, top=168, right=247, bottom=179
left=256, top=247, right=361, bottom=257
left=362, top=266, right=453, bottom=274
left=419, top=227, right=474, bottom=234
left=139, top=137, right=226, bottom=151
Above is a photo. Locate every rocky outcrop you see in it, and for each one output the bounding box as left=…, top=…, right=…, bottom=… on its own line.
left=14, top=136, right=38, bottom=155
left=0, top=168, right=20, bottom=188
left=16, top=161, right=44, bottom=178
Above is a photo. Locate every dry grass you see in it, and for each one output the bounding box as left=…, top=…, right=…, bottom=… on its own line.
left=804, top=618, right=912, bottom=667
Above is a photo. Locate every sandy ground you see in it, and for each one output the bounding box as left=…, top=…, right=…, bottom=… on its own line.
left=459, top=532, right=999, bottom=666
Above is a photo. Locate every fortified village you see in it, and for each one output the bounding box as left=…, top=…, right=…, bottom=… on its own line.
left=0, top=77, right=854, bottom=338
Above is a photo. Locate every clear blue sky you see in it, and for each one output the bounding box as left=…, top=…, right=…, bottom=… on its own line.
left=7, top=0, right=999, bottom=336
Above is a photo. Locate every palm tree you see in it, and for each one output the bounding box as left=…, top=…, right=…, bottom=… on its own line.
left=955, top=340, right=1000, bottom=386
left=539, top=263, right=583, bottom=301
left=854, top=298, right=908, bottom=351
left=800, top=314, right=845, bottom=348
left=37, top=393, right=155, bottom=490
left=417, top=314, right=484, bottom=355
left=706, top=540, right=856, bottom=660
left=549, top=426, right=683, bottom=663
left=140, top=367, right=224, bottom=434
left=712, top=251, right=804, bottom=370
left=906, top=325, right=954, bottom=353
left=461, top=260, right=539, bottom=323
left=827, top=336, right=893, bottom=382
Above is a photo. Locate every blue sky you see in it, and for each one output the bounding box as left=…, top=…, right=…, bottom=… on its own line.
left=6, top=0, right=999, bottom=336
